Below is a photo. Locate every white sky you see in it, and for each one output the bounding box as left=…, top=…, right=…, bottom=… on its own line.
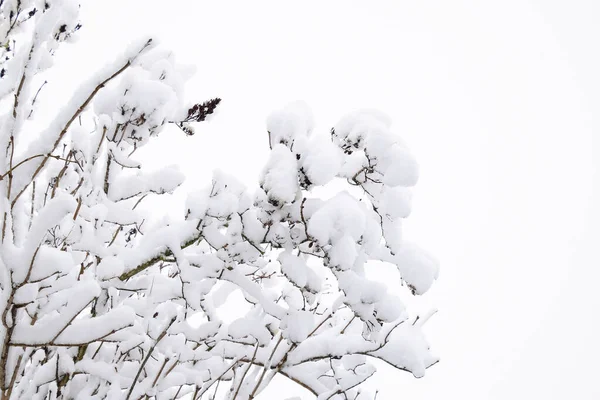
left=63, top=1, right=600, bottom=398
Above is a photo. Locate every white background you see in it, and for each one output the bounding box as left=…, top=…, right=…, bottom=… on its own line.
left=65, top=1, right=600, bottom=398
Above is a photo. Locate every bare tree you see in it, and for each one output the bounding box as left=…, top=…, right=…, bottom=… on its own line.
left=0, top=1, right=439, bottom=399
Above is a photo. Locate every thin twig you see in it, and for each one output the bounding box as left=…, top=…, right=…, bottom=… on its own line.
left=248, top=334, right=283, bottom=399
left=231, top=341, right=259, bottom=400
left=195, top=358, right=241, bottom=399
left=125, top=316, right=176, bottom=400
left=27, top=80, right=47, bottom=119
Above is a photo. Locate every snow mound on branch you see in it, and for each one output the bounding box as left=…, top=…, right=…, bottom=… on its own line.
left=328, top=235, right=359, bottom=270
left=308, top=192, right=366, bottom=245
left=228, top=318, right=272, bottom=345
left=370, top=323, right=438, bottom=378
left=109, top=165, right=185, bottom=201
left=394, top=242, right=439, bottom=295
left=29, top=247, right=75, bottom=283
left=333, top=109, right=391, bottom=151
left=267, top=100, right=314, bottom=148
left=279, top=251, right=308, bottom=288
left=377, top=186, right=413, bottom=219
left=260, top=144, right=299, bottom=205
left=374, top=293, right=406, bottom=323
left=94, top=67, right=180, bottom=142
left=333, top=109, right=419, bottom=187
left=367, top=133, right=419, bottom=187
left=295, top=134, right=342, bottom=186
left=96, top=256, right=125, bottom=280
left=281, top=310, right=315, bottom=343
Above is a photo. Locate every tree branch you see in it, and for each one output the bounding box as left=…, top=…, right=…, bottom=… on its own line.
left=125, top=316, right=176, bottom=400
left=118, top=232, right=203, bottom=281
left=11, top=39, right=153, bottom=207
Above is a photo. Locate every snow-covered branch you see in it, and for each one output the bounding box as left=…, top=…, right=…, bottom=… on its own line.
left=0, top=3, right=438, bottom=399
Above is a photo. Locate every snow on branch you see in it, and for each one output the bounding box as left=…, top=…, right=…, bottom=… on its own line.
left=0, top=4, right=438, bottom=400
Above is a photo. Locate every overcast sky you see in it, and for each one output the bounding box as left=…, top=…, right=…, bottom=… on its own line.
left=67, top=1, right=600, bottom=398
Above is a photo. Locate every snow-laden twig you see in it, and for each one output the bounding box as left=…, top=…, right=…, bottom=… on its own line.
left=0, top=6, right=438, bottom=399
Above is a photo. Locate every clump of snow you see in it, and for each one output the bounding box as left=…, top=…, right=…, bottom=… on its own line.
left=332, top=109, right=391, bottom=152
left=393, top=242, right=440, bottom=295
left=294, top=135, right=342, bottom=186
left=109, top=165, right=185, bottom=201
left=279, top=251, right=308, bottom=288
left=281, top=310, right=315, bottom=343
left=377, top=185, right=413, bottom=219
left=367, top=134, right=419, bottom=187
left=228, top=317, right=272, bottom=345
left=96, top=256, right=125, bottom=280
left=308, top=193, right=366, bottom=245
left=328, top=235, right=359, bottom=270
left=370, top=323, right=438, bottom=378
left=266, top=100, right=314, bottom=148
left=13, top=283, right=39, bottom=305
left=374, top=294, right=406, bottom=323
left=260, top=144, right=299, bottom=205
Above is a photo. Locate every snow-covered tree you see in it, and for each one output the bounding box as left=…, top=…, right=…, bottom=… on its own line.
left=0, top=1, right=439, bottom=399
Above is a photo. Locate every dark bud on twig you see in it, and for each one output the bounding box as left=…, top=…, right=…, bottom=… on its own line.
left=183, top=98, right=221, bottom=123
left=172, top=98, right=221, bottom=136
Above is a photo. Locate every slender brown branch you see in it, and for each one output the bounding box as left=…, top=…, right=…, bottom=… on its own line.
left=4, top=45, right=34, bottom=242
left=72, top=197, right=82, bottom=221
left=0, top=154, right=76, bottom=181
left=242, top=233, right=264, bottom=255
left=150, top=357, right=169, bottom=389
left=50, top=152, right=72, bottom=199
left=277, top=370, right=319, bottom=397
left=0, top=306, right=16, bottom=391
left=93, top=126, right=107, bottom=165
left=231, top=341, right=259, bottom=400
left=69, top=176, right=84, bottom=196
left=132, top=194, right=147, bottom=211
left=323, top=368, right=376, bottom=400
left=50, top=298, right=96, bottom=344
left=340, top=316, right=355, bottom=335
left=119, top=232, right=202, bottom=281
left=300, top=197, right=309, bottom=240
left=109, top=150, right=140, bottom=169
left=29, top=180, right=35, bottom=229
left=0, top=241, right=42, bottom=390
left=21, top=246, right=40, bottom=288
left=248, top=334, right=283, bottom=399
left=103, top=153, right=112, bottom=195
left=27, top=80, right=47, bottom=119
left=275, top=313, right=332, bottom=370
left=195, top=358, right=241, bottom=399
left=125, top=316, right=175, bottom=400
left=162, top=358, right=179, bottom=379
left=107, top=226, right=121, bottom=248
left=4, top=349, right=23, bottom=400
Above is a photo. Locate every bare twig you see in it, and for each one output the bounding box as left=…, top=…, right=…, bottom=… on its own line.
left=231, top=341, right=259, bottom=400
left=125, top=316, right=176, bottom=400
left=248, top=334, right=283, bottom=399
left=195, top=358, right=241, bottom=399
left=27, top=80, right=47, bottom=119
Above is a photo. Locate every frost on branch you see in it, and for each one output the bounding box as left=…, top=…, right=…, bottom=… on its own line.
left=0, top=3, right=438, bottom=399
